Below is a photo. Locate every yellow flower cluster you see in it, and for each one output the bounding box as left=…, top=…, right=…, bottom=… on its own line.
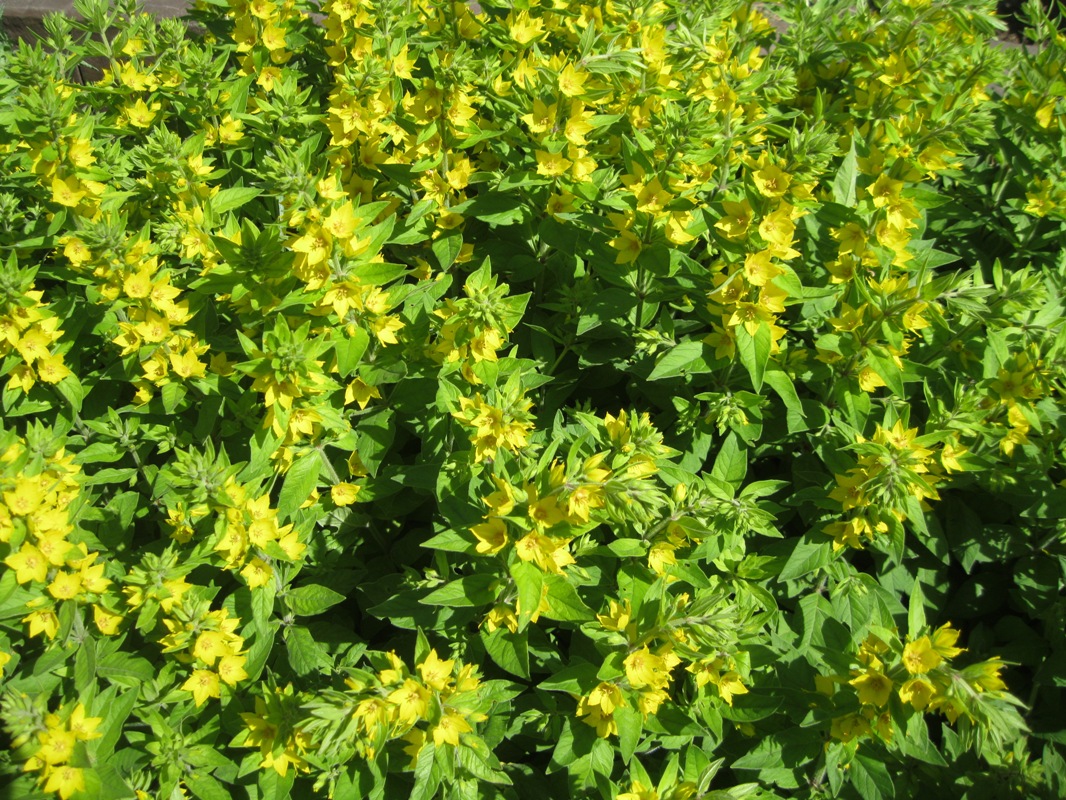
left=19, top=703, right=102, bottom=800
left=582, top=591, right=751, bottom=740
left=0, top=436, right=113, bottom=640
left=27, top=128, right=106, bottom=217
left=236, top=683, right=312, bottom=777
left=208, top=478, right=304, bottom=587
left=453, top=392, right=535, bottom=462
left=821, top=624, right=1007, bottom=745
left=824, top=420, right=956, bottom=550
left=0, top=276, right=72, bottom=393
left=706, top=157, right=808, bottom=359
left=163, top=604, right=251, bottom=706
left=240, top=649, right=486, bottom=775
left=986, top=349, right=1049, bottom=457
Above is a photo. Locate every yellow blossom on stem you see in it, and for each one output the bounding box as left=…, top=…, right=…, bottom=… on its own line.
left=849, top=669, right=893, bottom=707
left=902, top=636, right=942, bottom=674
left=418, top=649, right=454, bottom=692
left=182, top=669, right=221, bottom=706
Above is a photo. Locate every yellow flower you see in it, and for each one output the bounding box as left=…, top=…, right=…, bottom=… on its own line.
left=637, top=688, right=668, bottom=716
left=24, top=608, right=58, bottom=639
left=849, top=669, right=893, bottom=707
left=752, top=161, right=791, bottom=198
left=68, top=704, right=102, bottom=741
left=43, top=765, right=85, bottom=799
left=743, top=250, right=784, bottom=287
left=902, top=636, right=942, bottom=674
left=323, top=202, right=359, bottom=240
left=169, top=350, right=206, bottom=380
left=471, top=518, right=508, bottom=555
left=830, top=712, right=870, bottom=743
left=608, top=230, right=642, bottom=264
left=124, top=98, right=159, bottom=128
left=182, top=669, right=222, bottom=706
left=0, top=648, right=11, bottom=678
left=47, top=570, right=82, bottom=600
left=345, top=378, right=382, bottom=409
left=557, top=63, right=588, bottom=98
left=218, top=654, right=249, bottom=687
left=716, top=670, right=749, bottom=706
left=4, top=476, right=46, bottom=516
left=716, top=199, right=753, bottom=240
left=6, top=543, right=49, bottom=584
left=418, top=649, right=454, bottom=692
left=241, top=557, right=273, bottom=589
left=576, top=696, right=618, bottom=737
left=514, top=531, right=571, bottom=573
left=565, top=482, right=606, bottom=523
left=291, top=225, right=332, bottom=266
left=967, top=657, right=1007, bottom=693
left=432, top=710, right=472, bottom=746
left=508, top=10, right=544, bottom=44
left=388, top=678, right=431, bottom=725
left=193, top=630, right=233, bottom=667
left=51, top=175, right=87, bottom=207
left=484, top=603, right=518, bottom=633
left=401, top=727, right=426, bottom=768
left=535, top=150, right=572, bottom=178
left=930, top=623, right=965, bottom=660
left=331, top=482, right=361, bottom=506
left=93, top=604, right=123, bottom=635
left=624, top=646, right=670, bottom=690
left=898, top=676, right=936, bottom=710
left=596, top=598, right=633, bottom=635
left=616, top=780, right=659, bottom=800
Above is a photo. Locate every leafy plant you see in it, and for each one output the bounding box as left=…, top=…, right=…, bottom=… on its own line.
left=0, top=0, right=1064, bottom=798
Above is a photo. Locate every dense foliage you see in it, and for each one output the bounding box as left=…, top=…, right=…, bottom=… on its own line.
left=1, top=0, right=1065, bottom=798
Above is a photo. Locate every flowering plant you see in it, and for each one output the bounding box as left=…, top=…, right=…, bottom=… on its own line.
left=1, top=0, right=1065, bottom=798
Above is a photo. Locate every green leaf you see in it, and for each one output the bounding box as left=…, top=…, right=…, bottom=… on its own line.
left=411, top=742, right=440, bottom=800
left=285, top=625, right=333, bottom=676
left=97, top=651, right=154, bottom=686
left=866, top=346, right=905, bottom=396
left=576, top=289, right=637, bottom=336
left=511, top=561, right=544, bottom=631
left=211, top=187, right=261, bottom=215
left=276, top=451, right=321, bottom=521
left=356, top=408, right=395, bottom=476
left=615, top=705, right=642, bottom=764
left=763, top=369, right=807, bottom=432
left=421, top=574, right=498, bottom=607
left=538, top=661, right=600, bottom=693
left=711, top=432, right=746, bottom=486
left=480, top=627, right=529, bottom=678
left=421, top=529, right=478, bottom=554
left=335, top=328, right=370, bottom=378
left=185, top=773, right=230, bottom=800
left=258, top=766, right=295, bottom=800
left=74, top=636, right=96, bottom=694
left=600, top=539, right=648, bottom=557
left=907, top=579, right=927, bottom=637
left=451, top=191, right=530, bottom=226
left=849, top=753, right=895, bottom=800
left=54, top=374, right=85, bottom=413
left=779, top=537, right=834, bottom=582
left=736, top=323, right=772, bottom=392
left=832, top=138, right=858, bottom=207
left=648, top=341, right=707, bottom=381
left=94, top=688, right=138, bottom=761
left=286, top=584, right=347, bottom=617
left=432, top=229, right=463, bottom=271
left=543, top=575, right=595, bottom=621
